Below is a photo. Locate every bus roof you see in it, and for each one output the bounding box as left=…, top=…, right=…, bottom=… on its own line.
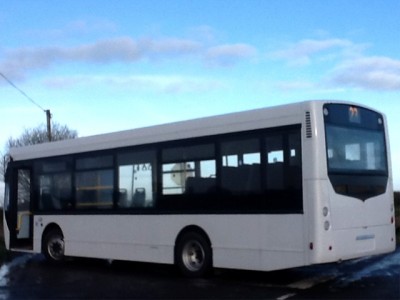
left=8, top=100, right=356, bottom=161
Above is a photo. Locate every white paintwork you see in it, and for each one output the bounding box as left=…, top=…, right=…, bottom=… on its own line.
left=10, top=100, right=332, bottom=161
left=5, top=100, right=396, bottom=272
left=33, top=214, right=306, bottom=271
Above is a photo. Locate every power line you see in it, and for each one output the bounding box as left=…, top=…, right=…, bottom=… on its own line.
left=1, top=71, right=53, bottom=141
left=0, top=72, right=46, bottom=112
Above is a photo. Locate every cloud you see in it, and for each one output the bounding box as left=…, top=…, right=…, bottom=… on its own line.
left=267, top=36, right=399, bottom=92
left=0, top=37, right=201, bottom=76
left=141, top=38, right=202, bottom=58
left=24, top=19, right=118, bottom=40
left=0, top=37, right=144, bottom=81
left=102, top=75, right=224, bottom=94
left=328, top=56, right=400, bottom=91
left=204, top=44, right=257, bottom=67
left=270, top=38, right=358, bottom=66
left=67, top=37, right=143, bottom=63
left=43, top=75, right=225, bottom=94
left=274, top=80, right=315, bottom=91
left=187, top=25, right=218, bottom=43
left=0, top=36, right=256, bottom=82
left=272, top=56, right=400, bottom=92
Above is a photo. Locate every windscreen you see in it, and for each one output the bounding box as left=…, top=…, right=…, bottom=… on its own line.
left=324, top=104, right=388, bottom=200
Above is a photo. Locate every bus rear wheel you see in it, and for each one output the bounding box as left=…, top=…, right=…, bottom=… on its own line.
left=43, top=229, right=65, bottom=263
left=175, top=231, right=212, bottom=278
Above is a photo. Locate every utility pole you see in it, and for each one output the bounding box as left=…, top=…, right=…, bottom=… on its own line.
left=45, top=109, right=52, bottom=142
left=1, top=72, right=53, bottom=142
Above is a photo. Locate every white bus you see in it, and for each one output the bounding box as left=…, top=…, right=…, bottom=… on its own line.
left=3, top=100, right=396, bottom=277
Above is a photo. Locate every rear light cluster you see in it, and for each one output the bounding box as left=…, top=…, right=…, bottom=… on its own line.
left=324, top=206, right=333, bottom=252
left=323, top=206, right=330, bottom=231
left=391, top=204, right=395, bottom=242
left=309, top=206, right=333, bottom=251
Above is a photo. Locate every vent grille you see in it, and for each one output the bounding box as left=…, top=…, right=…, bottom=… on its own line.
left=305, top=112, right=312, bottom=138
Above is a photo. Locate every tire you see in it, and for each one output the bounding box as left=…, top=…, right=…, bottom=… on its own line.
left=43, top=229, right=65, bottom=263
left=175, top=231, right=212, bottom=278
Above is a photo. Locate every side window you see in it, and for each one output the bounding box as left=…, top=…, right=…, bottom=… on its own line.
left=39, top=173, right=72, bottom=210
left=265, top=128, right=302, bottom=211
left=75, top=155, right=114, bottom=210
left=17, top=169, right=31, bottom=211
left=266, top=135, right=284, bottom=190
left=162, top=144, right=216, bottom=195
left=117, top=150, right=157, bottom=208
left=4, top=182, right=10, bottom=212
left=288, top=131, right=302, bottom=189
left=221, top=138, right=261, bottom=195
left=36, top=160, right=72, bottom=211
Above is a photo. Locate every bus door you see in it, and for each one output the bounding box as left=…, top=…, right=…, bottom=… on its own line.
left=9, top=167, right=34, bottom=250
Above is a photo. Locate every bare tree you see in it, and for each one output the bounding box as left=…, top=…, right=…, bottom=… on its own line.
left=6, top=123, right=77, bottom=148
left=1, top=122, right=78, bottom=180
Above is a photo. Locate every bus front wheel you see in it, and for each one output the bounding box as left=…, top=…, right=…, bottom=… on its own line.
left=43, top=228, right=65, bottom=263
left=175, top=231, right=212, bottom=278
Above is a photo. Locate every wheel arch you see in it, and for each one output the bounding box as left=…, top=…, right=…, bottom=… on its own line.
left=41, top=222, right=66, bottom=263
left=41, top=223, right=63, bottom=249
left=174, top=225, right=212, bottom=262
left=175, top=225, right=212, bottom=245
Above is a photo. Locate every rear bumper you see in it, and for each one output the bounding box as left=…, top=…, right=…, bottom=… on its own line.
left=331, top=224, right=396, bottom=261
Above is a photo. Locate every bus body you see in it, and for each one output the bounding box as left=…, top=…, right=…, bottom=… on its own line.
left=3, top=100, right=396, bottom=276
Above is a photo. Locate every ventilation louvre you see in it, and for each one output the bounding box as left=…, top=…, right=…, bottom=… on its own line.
left=305, top=112, right=312, bottom=138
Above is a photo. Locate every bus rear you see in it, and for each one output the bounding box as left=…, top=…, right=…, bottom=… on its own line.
left=311, top=103, right=396, bottom=263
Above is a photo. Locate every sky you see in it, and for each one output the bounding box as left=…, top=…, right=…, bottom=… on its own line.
left=0, top=0, right=399, bottom=197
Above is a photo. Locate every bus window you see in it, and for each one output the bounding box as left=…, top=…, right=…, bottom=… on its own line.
left=16, top=169, right=31, bottom=240
left=76, top=170, right=113, bottom=209
left=76, top=155, right=113, bottom=170
left=324, top=104, right=388, bottom=199
left=17, top=170, right=31, bottom=212
left=265, top=129, right=302, bottom=212
left=221, top=138, right=261, bottom=195
left=162, top=144, right=216, bottom=195
left=326, top=125, right=386, bottom=173
left=75, top=155, right=114, bottom=210
left=39, top=174, right=72, bottom=210
left=117, top=150, right=157, bottom=208
left=266, top=135, right=284, bottom=190
left=36, top=160, right=72, bottom=211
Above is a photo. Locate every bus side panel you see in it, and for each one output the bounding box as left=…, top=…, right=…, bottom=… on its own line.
left=209, top=214, right=306, bottom=271
left=34, top=215, right=175, bottom=264
left=34, top=214, right=307, bottom=272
